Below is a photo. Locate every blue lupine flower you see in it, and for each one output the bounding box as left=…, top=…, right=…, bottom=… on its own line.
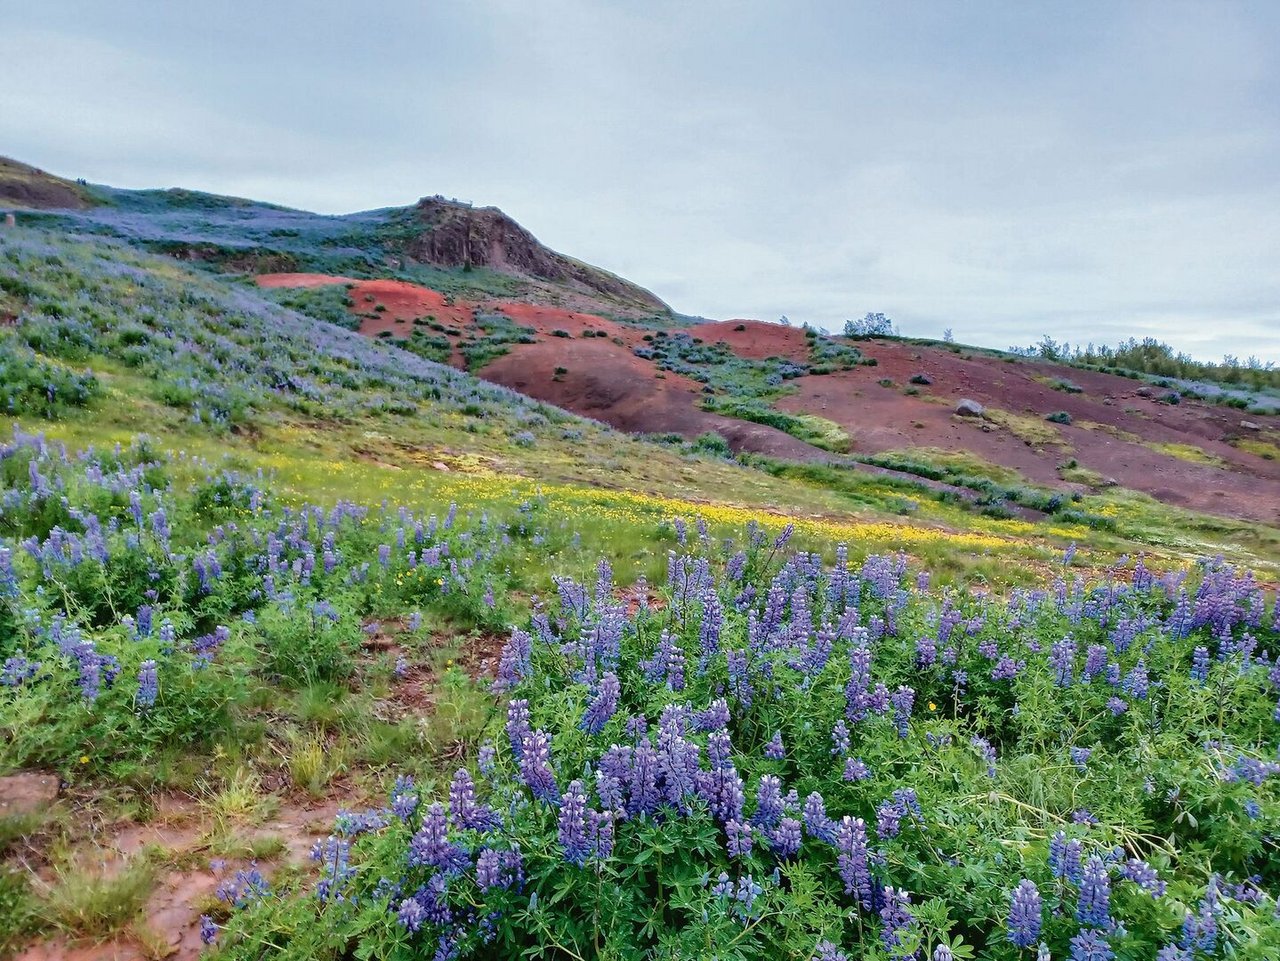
left=558, top=779, right=590, bottom=865
left=753, top=775, right=785, bottom=829
left=581, top=672, right=621, bottom=734
left=1076, top=856, right=1112, bottom=928
left=811, top=941, right=848, bottom=961
left=1007, top=879, right=1042, bottom=948
left=519, top=730, right=560, bottom=805
left=764, top=731, right=785, bottom=760
left=1069, top=929, right=1113, bottom=961
left=835, top=816, right=872, bottom=908
left=135, top=659, right=158, bottom=708
left=1191, top=646, right=1210, bottom=683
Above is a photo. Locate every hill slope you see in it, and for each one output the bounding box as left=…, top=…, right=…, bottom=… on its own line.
left=4, top=154, right=1279, bottom=532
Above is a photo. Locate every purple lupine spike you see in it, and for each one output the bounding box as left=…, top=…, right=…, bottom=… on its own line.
left=879, top=886, right=915, bottom=952
left=558, top=779, right=590, bottom=865
left=890, top=685, right=914, bottom=738
left=628, top=736, right=660, bottom=816
left=135, top=659, right=158, bottom=708
left=770, top=816, right=802, bottom=858
left=1069, top=929, right=1113, bottom=961
left=726, top=818, right=753, bottom=858
left=753, top=775, right=784, bottom=829
left=519, top=730, right=560, bottom=805
left=835, top=816, right=872, bottom=907
left=494, top=628, right=532, bottom=692
left=407, top=802, right=467, bottom=873
left=1076, top=856, right=1112, bottom=928
left=803, top=792, right=836, bottom=844
left=1007, top=879, right=1043, bottom=948
left=506, top=699, right=531, bottom=760
left=581, top=672, right=621, bottom=734
left=764, top=731, right=785, bottom=760
left=1049, top=831, right=1084, bottom=883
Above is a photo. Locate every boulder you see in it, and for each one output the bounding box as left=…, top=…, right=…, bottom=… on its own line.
left=955, top=399, right=985, bottom=418
left=1240, top=420, right=1262, bottom=432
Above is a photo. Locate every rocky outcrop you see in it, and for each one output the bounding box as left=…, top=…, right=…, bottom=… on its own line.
left=397, top=197, right=668, bottom=314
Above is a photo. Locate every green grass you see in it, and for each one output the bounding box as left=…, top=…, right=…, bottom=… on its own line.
left=40, top=858, right=156, bottom=940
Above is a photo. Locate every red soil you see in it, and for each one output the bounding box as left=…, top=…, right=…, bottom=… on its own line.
left=777, top=339, right=1280, bottom=524
left=481, top=337, right=824, bottom=460
left=690, top=319, right=813, bottom=362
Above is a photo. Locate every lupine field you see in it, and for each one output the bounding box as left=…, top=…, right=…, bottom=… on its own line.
left=2, top=219, right=1280, bottom=960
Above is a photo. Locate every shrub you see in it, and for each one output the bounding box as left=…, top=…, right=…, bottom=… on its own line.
left=551, top=329, right=571, bottom=338
left=1046, top=411, right=1073, bottom=424
left=909, top=374, right=931, bottom=385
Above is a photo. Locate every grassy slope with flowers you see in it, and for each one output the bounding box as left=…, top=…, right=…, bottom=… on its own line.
left=0, top=223, right=1279, bottom=959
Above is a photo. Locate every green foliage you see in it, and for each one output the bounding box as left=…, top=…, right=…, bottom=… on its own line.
left=0, top=334, right=98, bottom=418
left=702, top=398, right=850, bottom=453
left=258, top=282, right=360, bottom=331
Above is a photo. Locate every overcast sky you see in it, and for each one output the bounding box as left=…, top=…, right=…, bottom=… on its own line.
left=4, top=1, right=1279, bottom=362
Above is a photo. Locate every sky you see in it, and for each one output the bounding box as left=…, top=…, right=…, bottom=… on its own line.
left=4, top=1, right=1279, bottom=362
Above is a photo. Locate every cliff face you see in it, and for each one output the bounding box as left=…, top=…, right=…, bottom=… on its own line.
left=0, top=157, right=97, bottom=210
left=400, top=197, right=668, bottom=314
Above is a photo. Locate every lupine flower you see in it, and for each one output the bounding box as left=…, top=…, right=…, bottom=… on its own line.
left=1191, top=646, right=1210, bottom=683
left=843, top=757, right=871, bottom=781
left=519, top=730, right=560, bottom=805
left=1007, top=879, right=1042, bottom=947
left=890, top=685, right=915, bottom=738
left=811, top=941, right=848, bottom=961
left=1070, top=747, right=1092, bottom=770
left=1050, top=831, right=1083, bottom=883
left=1069, top=929, right=1113, bottom=961
left=1077, top=856, right=1112, bottom=928
left=726, top=818, right=753, bottom=858
left=1120, top=859, right=1166, bottom=897
left=770, top=817, right=802, bottom=858
left=753, top=775, right=784, bottom=829
left=199, top=915, right=217, bottom=945
left=879, top=886, right=915, bottom=953
left=558, top=779, right=590, bottom=865
left=449, top=769, right=495, bottom=831
left=803, top=792, right=836, bottom=844
left=581, top=672, right=621, bottom=734
left=408, top=803, right=467, bottom=873
left=475, top=847, right=523, bottom=891
left=835, top=816, right=872, bottom=907
left=135, top=659, right=158, bottom=708
left=764, top=731, right=785, bottom=759
left=506, top=699, right=531, bottom=761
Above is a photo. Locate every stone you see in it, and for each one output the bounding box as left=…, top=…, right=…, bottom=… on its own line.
left=955, top=398, right=985, bottom=417
left=0, top=772, right=59, bottom=817
left=1240, top=420, right=1262, bottom=432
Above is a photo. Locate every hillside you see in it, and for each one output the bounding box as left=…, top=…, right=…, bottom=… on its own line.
left=256, top=272, right=1280, bottom=527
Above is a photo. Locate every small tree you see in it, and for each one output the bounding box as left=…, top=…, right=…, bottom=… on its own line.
left=843, top=312, right=897, bottom=338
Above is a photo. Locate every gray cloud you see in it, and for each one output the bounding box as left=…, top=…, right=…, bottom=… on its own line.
left=4, top=0, right=1278, bottom=361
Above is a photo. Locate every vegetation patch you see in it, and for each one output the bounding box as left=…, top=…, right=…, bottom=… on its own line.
left=702, top=397, right=850, bottom=453
left=1143, top=441, right=1227, bottom=468
left=984, top=408, right=1070, bottom=448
